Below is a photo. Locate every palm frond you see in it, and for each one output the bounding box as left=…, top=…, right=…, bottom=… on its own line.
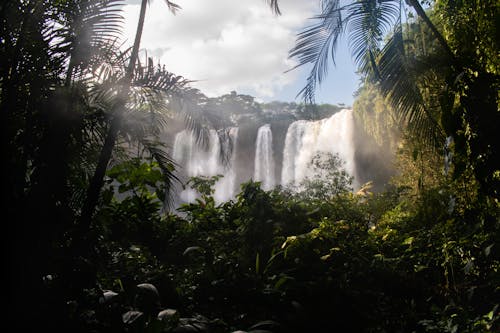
left=265, top=0, right=281, bottom=15
left=288, top=0, right=343, bottom=103
left=377, top=26, right=445, bottom=147
left=85, top=50, right=219, bottom=208
left=91, top=42, right=131, bottom=83
left=174, top=89, right=212, bottom=151
left=51, top=0, right=125, bottom=80
left=67, top=82, right=113, bottom=212
left=289, top=0, right=401, bottom=103
left=163, top=0, right=181, bottom=14
left=141, top=139, right=180, bottom=210
left=347, top=0, right=400, bottom=72
left=132, top=60, right=192, bottom=95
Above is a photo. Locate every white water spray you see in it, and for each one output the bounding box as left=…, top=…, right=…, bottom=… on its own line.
left=281, top=109, right=357, bottom=188
left=171, top=109, right=358, bottom=207
left=172, top=128, right=238, bottom=204
left=254, top=124, right=275, bottom=190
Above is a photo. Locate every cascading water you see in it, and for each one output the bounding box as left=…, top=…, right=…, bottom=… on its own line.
left=170, top=108, right=358, bottom=208
left=281, top=120, right=307, bottom=186
left=172, top=128, right=238, bottom=204
left=281, top=109, right=357, bottom=188
left=254, top=124, right=275, bottom=190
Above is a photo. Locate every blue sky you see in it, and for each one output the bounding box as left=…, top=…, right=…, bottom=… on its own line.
left=267, top=43, right=360, bottom=106
left=123, top=0, right=360, bottom=106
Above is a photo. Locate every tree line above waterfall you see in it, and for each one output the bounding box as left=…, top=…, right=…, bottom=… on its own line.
left=3, top=1, right=498, bottom=332
left=165, top=89, right=346, bottom=130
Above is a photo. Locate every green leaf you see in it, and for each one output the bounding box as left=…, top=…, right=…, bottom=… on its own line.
left=402, top=237, right=414, bottom=246
left=320, top=253, right=331, bottom=261
left=484, top=244, right=494, bottom=257
left=274, top=276, right=291, bottom=290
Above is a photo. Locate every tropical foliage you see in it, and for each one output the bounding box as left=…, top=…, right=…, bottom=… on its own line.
left=289, top=0, right=499, bottom=199
left=72, top=158, right=499, bottom=332
left=1, top=0, right=202, bottom=329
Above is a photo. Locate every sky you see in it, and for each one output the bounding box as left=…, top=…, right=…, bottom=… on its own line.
left=122, top=0, right=360, bottom=106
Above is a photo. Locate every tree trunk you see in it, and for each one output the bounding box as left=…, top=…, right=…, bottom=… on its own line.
left=406, top=0, right=455, bottom=62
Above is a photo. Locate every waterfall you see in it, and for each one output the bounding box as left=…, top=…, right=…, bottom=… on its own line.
left=281, top=109, right=357, bottom=188
left=170, top=108, right=358, bottom=207
left=214, top=127, right=238, bottom=203
left=172, top=128, right=238, bottom=204
left=254, top=124, right=275, bottom=190
left=281, top=120, right=307, bottom=186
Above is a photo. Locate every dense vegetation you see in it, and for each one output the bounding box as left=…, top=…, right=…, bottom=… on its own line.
left=2, top=0, right=498, bottom=332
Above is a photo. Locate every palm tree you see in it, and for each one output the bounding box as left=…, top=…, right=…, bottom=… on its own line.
left=35, top=0, right=126, bottom=220
left=288, top=1, right=452, bottom=140
left=79, top=0, right=181, bottom=229
left=1, top=0, right=130, bottom=328
left=288, top=0, right=452, bottom=98
left=287, top=0, right=499, bottom=197
left=79, top=49, right=203, bottom=208
left=1, top=0, right=128, bottom=240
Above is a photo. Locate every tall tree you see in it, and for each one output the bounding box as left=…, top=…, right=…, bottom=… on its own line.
left=79, top=0, right=180, bottom=229
left=287, top=0, right=499, bottom=197
left=1, top=1, right=130, bottom=329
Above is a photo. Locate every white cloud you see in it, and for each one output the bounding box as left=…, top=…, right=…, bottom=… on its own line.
left=122, top=0, right=317, bottom=99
